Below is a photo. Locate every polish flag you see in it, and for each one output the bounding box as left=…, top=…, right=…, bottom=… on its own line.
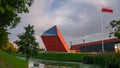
left=101, top=7, right=113, bottom=13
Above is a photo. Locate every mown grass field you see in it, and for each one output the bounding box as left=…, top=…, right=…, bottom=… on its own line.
left=0, top=52, right=27, bottom=68
left=35, top=52, right=85, bottom=62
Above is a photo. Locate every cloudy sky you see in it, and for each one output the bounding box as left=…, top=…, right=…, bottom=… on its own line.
left=9, top=0, right=120, bottom=48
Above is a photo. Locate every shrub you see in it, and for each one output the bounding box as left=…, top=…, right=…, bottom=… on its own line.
left=83, top=53, right=120, bottom=68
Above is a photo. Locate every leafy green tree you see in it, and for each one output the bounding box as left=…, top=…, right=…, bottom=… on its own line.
left=109, top=20, right=120, bottom=38
left=0, top=0, right=34, bottom=28
left=15, top=24, right=39, bottom=61
left=0, top=28, right=9, bottom=50
left=0, top=0, right=34, bottom=50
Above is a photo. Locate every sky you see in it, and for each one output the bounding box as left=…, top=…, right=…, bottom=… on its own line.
left=9, top=0, right=120, bottom=48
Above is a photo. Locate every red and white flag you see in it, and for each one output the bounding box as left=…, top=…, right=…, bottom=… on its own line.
left=101, top=7, right=113, bottom=13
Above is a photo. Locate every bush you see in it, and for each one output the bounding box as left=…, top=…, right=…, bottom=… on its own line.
left=83, top=53, right=120, bottom=68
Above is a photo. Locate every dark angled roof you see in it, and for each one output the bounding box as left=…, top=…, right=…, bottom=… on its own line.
left=72, top=38, right=120, bottom=47
left=42, top=25, right=58, bottom=36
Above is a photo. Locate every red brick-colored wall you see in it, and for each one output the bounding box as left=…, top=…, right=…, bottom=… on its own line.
left=57, top=27, right=69, bottom=51
left=41, top=36, right=69, bottom=52
left=41, top=26, right=69, bottom=52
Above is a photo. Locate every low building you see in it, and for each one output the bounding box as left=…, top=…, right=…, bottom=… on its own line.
left=70, top=38, right=120, bottom=52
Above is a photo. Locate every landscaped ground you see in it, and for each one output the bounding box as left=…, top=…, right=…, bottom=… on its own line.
left=0, top=52, right=27, bottom=68
left=35, top=52, right=120, bottom=68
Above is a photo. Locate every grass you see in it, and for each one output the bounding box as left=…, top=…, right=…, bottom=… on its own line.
left=13, top=52, right=120, bottom=68
left=0, top=51, right=28, bottom=68
left=35, top=52, right=85, bottom=62
left=34, top=52, right=120, bottom=68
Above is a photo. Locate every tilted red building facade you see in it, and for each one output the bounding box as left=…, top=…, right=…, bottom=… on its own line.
left=41, top=25, right=69, bottom=52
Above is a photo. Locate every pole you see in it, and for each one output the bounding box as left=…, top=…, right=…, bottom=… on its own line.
left=69, top=41, right=72, bottom=46
left=100, top=13, right=104, bottom=53
left=83, top=39, right=86, bottom=52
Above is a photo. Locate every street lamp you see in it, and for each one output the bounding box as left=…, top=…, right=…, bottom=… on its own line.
left=82, top=39, right=86, bottom=52
left=69, top=41, right=72, bottom=46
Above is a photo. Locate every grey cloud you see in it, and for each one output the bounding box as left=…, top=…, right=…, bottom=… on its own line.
left=9, top=0, right=120, bottom=46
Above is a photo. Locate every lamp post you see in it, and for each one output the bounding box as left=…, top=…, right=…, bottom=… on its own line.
left=69, top=41, right=72, bottom=46
left=83, top=39, right=86, bottom=52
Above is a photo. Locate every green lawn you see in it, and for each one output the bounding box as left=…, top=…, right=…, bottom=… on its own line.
left=35, top=52, right=85, bottom=62
left=0, top=52, right=27, bottom=68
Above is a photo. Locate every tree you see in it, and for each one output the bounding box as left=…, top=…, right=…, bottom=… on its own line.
left=0, top=0, right=34, bottom=28
left=0, top=28, right=9, bottom=50
left=2, top=42, right=18, bottom=53
left=0, top=0, right=34, bottom=50
left=15, top=24, right=39, bottom=61
left=109, top=20, right=120, bottom=38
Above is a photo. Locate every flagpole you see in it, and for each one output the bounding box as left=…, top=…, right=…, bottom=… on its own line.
left=100, top=12, right=104, bottom=53
left=100, top=7, right=113, bottom=53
